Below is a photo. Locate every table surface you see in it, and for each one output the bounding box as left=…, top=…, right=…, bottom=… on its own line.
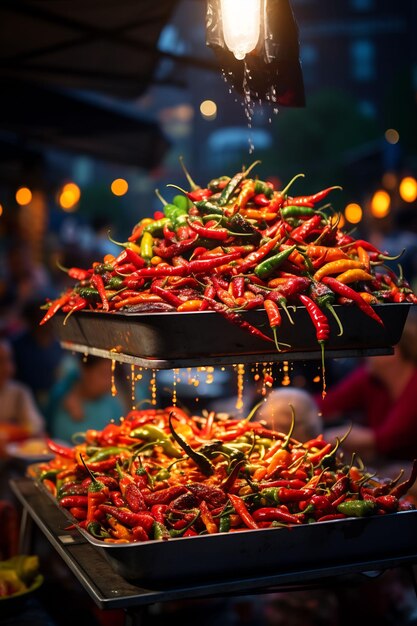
left=10, top=477, right=417, bottom=611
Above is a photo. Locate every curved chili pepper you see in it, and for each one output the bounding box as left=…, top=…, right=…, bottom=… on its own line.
left=39, top=293, right=72, bottom=325
left=203, top=296, right=274, bottom=344
left=321, top=277, right=384, bottom=326
left=252, top=507, right=301, bottom=524
left=218, top=160, right=261, bottom=206
left=228, top=493, right=259, bottom=529
left=284, top=186, right=342, bottom=206
left=168, top=412, right=214, bottom=477
left=335, top=269, right=373, bottom=284
left=313, top=259, right=364, bottom=282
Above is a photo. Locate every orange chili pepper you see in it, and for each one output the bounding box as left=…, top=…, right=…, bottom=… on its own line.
left=236, top=179, right=256, bottom=208
left=114, top=293, right=162, bottom=310
left=240, top=209, right=277, bottom=221
left=335, top=269, right=373, bottom=284
left=177, top=299, right=204, bottom=312
left=313, top=259, right=363, bottom=282
left=304, top=245, right=349, bottom=260
left=358, top=291, right=377, bottom=304
left=356, top=245, right=370, bottom=271
left=199, top=500, right=218, bottom=534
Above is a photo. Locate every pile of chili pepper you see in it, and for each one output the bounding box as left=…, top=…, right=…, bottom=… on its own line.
left=30, top=405, right=417, bottom=544
left=40, top=160, right=417, bottom=362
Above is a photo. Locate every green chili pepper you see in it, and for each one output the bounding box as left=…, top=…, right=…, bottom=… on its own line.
left=218, top=160, right=261, bottom=206
left=39, top=469, right=60, bottom=481
left=173, top=194, right=190, bottom=212
left=168, top=412, right=214, bottom=476
left=130, top=424, right=182, bottom=458
left=255, top=180, right=273, bottom=198
left=74, top=286, right=100, bottom=301
left=195, top=200, right=225, bottom=216
left=93, top=263, right=115, bottom=274
left=219, top=515, right=231, bottom=533
left=208, top=176, right=230, bottom=192
left=155, top=468, right=170, bottom=481
left=254, top=245, right=296, bottom=279
left=107, top=276, right=124, bottom=289
left=153, top=521, right=171, bottom=540
left=337, top=499, right=376, bottom=517
left=281, top=206, right=317, bottom=218
left=260, top=487, right=279, bottom=504
left=87, top=521, right=111, bottom=539
left=144, top=217, right=171, bottom=235
left=87, top=446, right=127, bottom=463
left=140, top=231, right=154, bottom=260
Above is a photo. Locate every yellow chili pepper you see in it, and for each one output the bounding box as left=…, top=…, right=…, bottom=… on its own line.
left=151, top=255, right=163, bottom=265
left=356, top=245, right=371, bottom=271
left=140, top=231, right=154, bottom=260
left=335, top=269, right=373, bottom=284
left=313, top=259, right=363, bottom=282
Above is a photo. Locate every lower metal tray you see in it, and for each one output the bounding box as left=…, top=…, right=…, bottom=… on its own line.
left=52, top=303, right=412, bottom=368
left=80, top=510, right=417, bottom=583
left=32, top=472, right=417, bottom=584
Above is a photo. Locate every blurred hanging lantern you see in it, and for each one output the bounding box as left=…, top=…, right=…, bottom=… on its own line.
left=206, top=0, right=305, bottom=105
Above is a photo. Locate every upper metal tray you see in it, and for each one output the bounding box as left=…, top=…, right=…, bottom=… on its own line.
left=52, top=303, right=412, bottom=368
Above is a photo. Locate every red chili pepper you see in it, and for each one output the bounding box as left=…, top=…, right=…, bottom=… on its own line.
left=110, top=491, right=125, bottom=507
left=153, top=234, right=199, bottom=259
left=60, top=495, right=89, bottom=508
left=252, top=507, right=301, bottom=524
left=150, top=284, right=183, bottom=308
left=154, top=210, right=165, bottom=220
left=39, top=293, right=72, bottom=325
left=228, top=494, right=259, bottom=529
left=298, top=294, right=330, bottom=342
left=284, top=186, right=342, bottom=206
left=231, top=276, right=245, bottom=299
left=124, top=482, right=147, bottom=513
left=264, top=299, right=281, bottom=328
left=389, top=459, right=417, bottom=499
left=99, top=504, right=151, bottom=529
left=90, top=273, right=109, bottom=311
left=321, top=276, right=384, bottom=326
left=143, top=485, right=188, bottom=506
left=46, top=438, right=75, bottom=459
left=317, top=513, right=347, bottom=522
left=237, top=234, right=280, bottom=273
left=188, top=219, right=231, bottom=240
left=290, top=214, right=323, bottom=243
left=132, top=526, right=149, bottom=541
left=68, top=267, right=91, bottom=281
left=151, top=504, right=169, bottom=524
left=69, top=507, right=87, bottom=520
left=253, top=193, right=271, bottom=206
left=187, top=188, right=213, bottom=202
left=277, top=488, right=313, bottom=503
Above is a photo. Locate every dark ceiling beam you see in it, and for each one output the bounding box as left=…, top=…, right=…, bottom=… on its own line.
left=5, top=64, right=187, bottom=89
left=1, top=0, right=219, bottom=73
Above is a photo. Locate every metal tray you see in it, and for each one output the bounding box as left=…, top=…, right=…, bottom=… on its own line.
left=52, top=303, right=412, bottom=368
left=74, top=510, right=417, bottom=583
left=31, top=471, right=417, bottom=584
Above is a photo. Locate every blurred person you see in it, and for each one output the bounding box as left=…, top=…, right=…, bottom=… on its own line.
left=255, top=386, right=322, bottom=442
left=317, top=308, right=417, bottom=467
left=45, top=355, right=126, bottom=444
left=10, top=298, right=64, bottom=412
left=0, top=338, right=45, bottom=450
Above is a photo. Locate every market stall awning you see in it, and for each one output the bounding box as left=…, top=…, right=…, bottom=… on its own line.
left=1, top=79, right=170, bottom=169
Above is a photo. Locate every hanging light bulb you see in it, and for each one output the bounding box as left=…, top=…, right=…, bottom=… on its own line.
left=220, top=0, right=261, bottom=60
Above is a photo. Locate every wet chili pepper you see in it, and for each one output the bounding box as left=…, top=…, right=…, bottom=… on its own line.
left=218, top=161, right=261, bottom=206
left=337, top=499, right=376, bottom=517
left=284, top=186, right=342, bottom=206
left=168, top=412, right=214, bottom=476
left=39, top=292, right=72, bottom=325
left=254, top=245, right=296, bottom=280
left=228, top=493, right=259, bottom=529
left=321, top=276, right=384, bottom=326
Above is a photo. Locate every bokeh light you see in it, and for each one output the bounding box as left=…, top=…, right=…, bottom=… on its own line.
left=370, top=189, right=391, bottom=218
left=200, top=100, right=217, bottom=120
left=59, top=183, right=81, bottom=211
left=111, top=178, right=129, bottom=196
left=344, top=203, right=362, bottom=224
left=399, top=176, right=417, bottom=203
left=384, top=128, right=400, bottom=144
left=15, top=187, right=32, bottom=206
left=382, top=171, right=398, bottom=190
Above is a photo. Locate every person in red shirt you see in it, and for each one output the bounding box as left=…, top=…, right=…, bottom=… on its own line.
left=317, top=308, right=417, bottom=466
